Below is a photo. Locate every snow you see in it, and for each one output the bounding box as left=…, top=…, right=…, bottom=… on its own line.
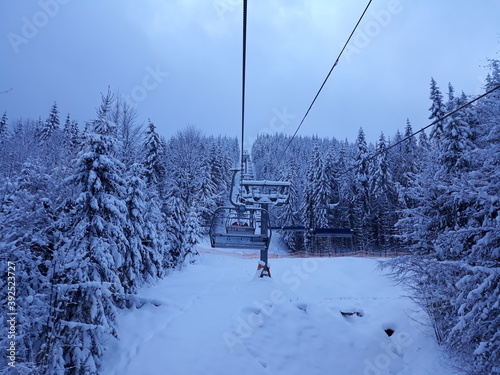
left=101, top=246, right=463, bottom=375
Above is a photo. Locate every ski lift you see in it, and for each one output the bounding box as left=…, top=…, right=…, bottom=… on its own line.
left=239, top=180, right=290, bottom=206
left=209, top=205, right=271, bottom=250
left=208, top=162, right=288, bottom=277
left=237, top=151, right=290, bottom=206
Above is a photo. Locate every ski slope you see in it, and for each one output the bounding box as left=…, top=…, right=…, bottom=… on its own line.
left=101, top=245, right=463, bottom=375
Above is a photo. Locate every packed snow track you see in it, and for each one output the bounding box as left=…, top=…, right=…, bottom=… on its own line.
left=101, top=246, right=463, bottom=375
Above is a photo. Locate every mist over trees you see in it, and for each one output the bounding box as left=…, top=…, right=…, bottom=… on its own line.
left=0, top=60, right=498, bottom=374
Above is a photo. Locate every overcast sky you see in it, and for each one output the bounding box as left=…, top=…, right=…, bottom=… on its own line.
left=1, top=0, right=499, bottom=146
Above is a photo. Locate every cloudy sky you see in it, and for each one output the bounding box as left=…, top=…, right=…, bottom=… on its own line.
left=1, top=0, right=499, bottom=146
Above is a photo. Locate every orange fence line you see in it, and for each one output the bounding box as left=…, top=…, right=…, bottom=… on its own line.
left=197, top=245, right=411, bottom=259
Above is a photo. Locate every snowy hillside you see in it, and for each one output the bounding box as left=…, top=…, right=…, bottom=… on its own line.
left=101, top=247, right=463, bottom=375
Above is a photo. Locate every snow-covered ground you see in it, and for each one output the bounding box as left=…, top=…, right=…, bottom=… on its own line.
left=101, top=245, right=463, bottom=375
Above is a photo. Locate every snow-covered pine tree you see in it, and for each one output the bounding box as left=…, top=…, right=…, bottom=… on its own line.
left=388, top=129, right=404, bottom=186
left=208, top=140, right=231, bottom=206
left=197, top=154, right=218, bottom=231
left=401, top=119, right=419, bottom=187
left=324, top=144, right=341, bottom=224
left=428, top=77, right=446, bottom=141
left=62, top=114, right=80, bottom=160
left=182, top=206, right=201, bottom=263
left=39, top=102, right=60, bottom=143
left=388, top=63, right=500, bottom=374
left=0, top=112, right=8, bottom=143
left=277, top=158, right=302, bottom=251
left=143, top=120, right=166, bottom=197
left=0, top=161, right=60, bottom=372
left=446, top=82, right=455, bottom=111
left=335, top=141, right=355, bottom=233
left=141, top=120, right=173, bottom=271
left=391, top=121, right=420, bottom=246
left=120, top=162, right=165, bottom=294
left=370, top=133, right=396, bottom=251
left=353, top=128, right=372, bottom=250
left=163, top=190, right=187, bottom=267
left=302, top=140, right=330, bottom=252
left=166, top=126, right=205, bottom=207
left=441, top=61, right=500, bottom=374
left=418, top=130, right=430, bottom=150
left=42, top=91, right=128, bottom=374
left=439, top=90, right=475, bottom=174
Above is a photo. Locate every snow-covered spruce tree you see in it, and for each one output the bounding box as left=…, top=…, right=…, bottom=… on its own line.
left=143, top=120, right=168, bottom=197
left=279, top=159, right=303, bottom=250
left=142, top=120, right=172, bottom=271
left=370, top=133, right=397, bottom=251
left=323, top=144, right=341, bottom=226
left=37, top=102, right=61, bottom=146
left=388, top=65, right=500, bottom=374
left=0, top=161, right=60, bottom=373
left=62, top=114, right=80, bottom=159
left=336, top=142, right=356, bottom=233
left=0, top=112, right=8, bottom=143
left=42, top=91, right=128, bottom=374
left=440, top=62, right=500, bottom=374
left=439, top=88, right=475, bottom=175
left=320, top=142, right=343, bottom=251
left=163, top=188, right=187, bottom=267
left=352, top=128, right=372, bottom=250
left=197, top=154, right=219, bottom=232
left=121, top=162, right=167, bottom=294
left=164, top=127, right=210, bottom=262
left=388, top=129, right=404, bottom=185
left=165, top=126, right=205, bottom=207
left=401, top=119, right=419, bottom=187
left=182, top=206, right=201, bottom=263
left=303, top=140, right=329, bottom=251
left=428, top=77, right=446, bottom=141
left=37, top=103, right=65, bottom=171
left=0, top=112, right=9, bottom=176
left=209, top=140, right=231, bottom=206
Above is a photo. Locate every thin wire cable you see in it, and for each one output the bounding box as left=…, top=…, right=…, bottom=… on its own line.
left=237, top=0, right=248, bottom=203
left=274, top=0, right=373, bottom=170
left=241, top=0, right=248, bottom=175
left=341, top=84, right=500, bottom=178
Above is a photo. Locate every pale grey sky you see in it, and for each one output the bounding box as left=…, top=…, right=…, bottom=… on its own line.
left=1, top=0, right=499, bottom=146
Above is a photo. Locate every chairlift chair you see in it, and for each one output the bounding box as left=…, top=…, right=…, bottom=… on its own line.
left=209, top=206, right=271, bottom=250
left=239, top=180, right=291, bottom=206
